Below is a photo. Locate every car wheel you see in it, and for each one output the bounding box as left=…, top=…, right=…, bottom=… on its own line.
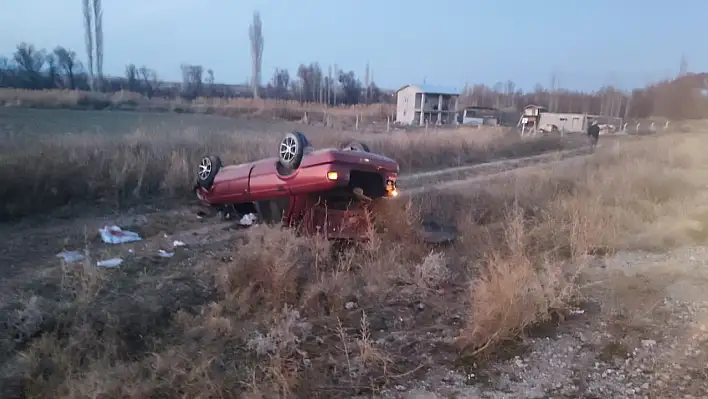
left=196, top=155, right=222, bottom=189
left=278, top=131, right=309, bottom=171
left=342, top=140, right=370, bottom=152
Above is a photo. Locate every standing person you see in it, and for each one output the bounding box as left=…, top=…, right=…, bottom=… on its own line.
left=587, top=120, right=600, bottom=148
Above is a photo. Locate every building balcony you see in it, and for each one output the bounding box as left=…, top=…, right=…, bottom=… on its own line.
left=415, top=106, right=456, bottom=112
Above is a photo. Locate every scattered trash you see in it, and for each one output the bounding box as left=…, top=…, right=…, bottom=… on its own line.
left=96, top=258, right=123, bottom=268
left=569, top=308, right=586, bottom=315
left=239, top=213, right=257, bottom=227
left=173, top=240, right=186, bottom=247
left=99, top=225, right=142, bottom=244
left=158, top=250, right=174, bottom=258
left=56, top=251, right=85, bottom=263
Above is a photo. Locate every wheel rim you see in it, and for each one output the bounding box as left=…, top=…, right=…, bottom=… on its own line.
left=198, top=158, right=212, bottom=180
left=280, top=136, right=298, bottom=162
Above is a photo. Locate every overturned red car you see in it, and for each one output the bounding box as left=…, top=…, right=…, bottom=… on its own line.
left=194, top=132, right=400, bottom=239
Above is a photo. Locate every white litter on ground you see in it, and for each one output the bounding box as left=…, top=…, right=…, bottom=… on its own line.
left=172, top=240, right=186, bottom=247
left=96, top=258, right=123, bottom=268
left=239, top=213, right=257, bottom=226
left=56, top=251, right=85, bottom=263
left=158, top=250, right=174, bottom=258
left=99, top=225, right=142, bottom=244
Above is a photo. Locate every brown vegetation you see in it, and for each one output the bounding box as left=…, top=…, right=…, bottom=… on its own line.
left=0, top=88, right=395, bottom=121
left=1, top=129, right=706, bottom=398
left=0, top=114, right=573, bottom=220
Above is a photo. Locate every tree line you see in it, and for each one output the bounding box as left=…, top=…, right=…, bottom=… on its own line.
left=0, top=41, right=388, bottom=106
left=1, top=39, right=706, bottom=120
left=459, top=72, right=708, bottom=121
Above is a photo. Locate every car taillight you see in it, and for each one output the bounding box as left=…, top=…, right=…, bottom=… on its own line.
left=327, top=171, right=339, bottom=180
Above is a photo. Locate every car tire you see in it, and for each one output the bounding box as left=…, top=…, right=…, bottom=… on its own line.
left=342, top=140, right=371, bottom=152
left=278, top=131, right=309, bottom=172
left=196, top=155, right=222, bottom=189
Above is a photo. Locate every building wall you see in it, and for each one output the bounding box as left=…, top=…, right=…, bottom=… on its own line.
left=395, top=86, right=418, bottom=124
left=538, top=112, right=587, bottom=132
left=396, top=86, right=460, bottom=125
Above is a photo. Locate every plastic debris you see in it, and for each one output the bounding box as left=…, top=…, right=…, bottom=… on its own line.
left=99, top=225, right=142, bottom=244
left=56, top=251, right=85, bottom=263
left=96, top=258, right=123, bottom=268
left=239, top=213, right=257, bottom=227
left=173, top=240, right=186, bottom=247
left=158, top=250, right=174, bottom=258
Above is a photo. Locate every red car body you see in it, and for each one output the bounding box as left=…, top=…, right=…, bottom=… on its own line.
left=196, top=143, right=400, bottom=239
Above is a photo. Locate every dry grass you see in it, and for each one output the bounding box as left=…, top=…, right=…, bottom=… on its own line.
left=0, top=108, right=574, bottom=220
left=0, top=88, right=394, bottom=123
left=2, top=131, right=706, bottom=397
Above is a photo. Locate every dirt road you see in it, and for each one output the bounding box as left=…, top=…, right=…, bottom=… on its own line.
left=369, top=247, right=708, bottom=398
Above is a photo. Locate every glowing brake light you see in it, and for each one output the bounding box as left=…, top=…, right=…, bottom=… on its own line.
left=327, top=171, right=339, bottom=180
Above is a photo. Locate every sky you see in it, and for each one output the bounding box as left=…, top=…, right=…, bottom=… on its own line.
left=0, top=0, right=706, bottom=92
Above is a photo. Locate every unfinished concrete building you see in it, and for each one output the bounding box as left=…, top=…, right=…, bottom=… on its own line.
left=395, top=84, right=460, bottom=126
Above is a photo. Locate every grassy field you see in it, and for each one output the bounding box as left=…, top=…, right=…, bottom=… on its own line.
left=0, top=129, right=705, bottom=398
left=0, top=88, right=395, bottom=126
left=0, top=107, right=578, bottom=220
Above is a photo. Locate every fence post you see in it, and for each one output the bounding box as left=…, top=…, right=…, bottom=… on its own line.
left=650, top=122, right=655, bottom=130
left=355, top=114, right=359, bottom=131
left=386, top=116, right=390, bottom=132
left=636, top=123, right=640, bottom=132
left=425, top=119, right=429, bottom=132
left=664, top=121, right=669, bottom=130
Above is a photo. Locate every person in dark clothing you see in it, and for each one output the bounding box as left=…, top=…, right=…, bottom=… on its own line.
left=587, top=120, right=600, bottom=148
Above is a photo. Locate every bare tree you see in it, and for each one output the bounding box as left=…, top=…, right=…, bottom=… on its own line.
left=54, top=46, right=80, bottom=89
left=45, top=53, right=59, bottom=88
left=679, top=54, right=688, bottom=77
left=13, top=43, right=46, bottom=88
left=180, top=63, right=203, bottom=100
left=363, top=62, right=370, bottom=105
left=125, top=64, right=138, bottom=91
left=138, top=66, right=157, bottom=97
left=268, top=68, right=289, bottom=99
left=0, top=56, right=8, bottom=86
left=93, top=0, right=103, bottom=91
left=549, top=71, right=558, bottom=112
left=82, top=0, right=94, bottom=91
left=249, top=11, right=263, bottom=99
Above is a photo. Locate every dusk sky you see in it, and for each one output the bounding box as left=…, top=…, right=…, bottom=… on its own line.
left=1, top=0, right=705, bottom=92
